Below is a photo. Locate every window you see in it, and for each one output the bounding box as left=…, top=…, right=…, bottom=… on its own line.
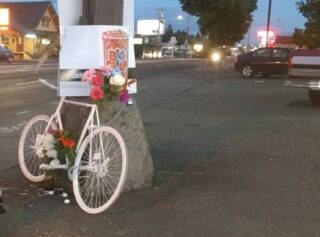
left=273, top=49, right=288, bottom=59
left=253, top=48, right=272, bottom=58
left=18, top=36, right=23, bottom=45
left=41, top=16, right=50, bottom=27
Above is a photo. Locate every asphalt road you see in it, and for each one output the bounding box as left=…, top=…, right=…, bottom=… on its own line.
left=1, top=59, right=320, bottom=236
left=0, top=60, right=59, bottom=171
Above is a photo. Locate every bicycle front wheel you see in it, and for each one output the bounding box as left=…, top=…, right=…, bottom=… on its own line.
left=73, top=126, right=128, bottom=214
left=18, top=115, right=57, bottom=182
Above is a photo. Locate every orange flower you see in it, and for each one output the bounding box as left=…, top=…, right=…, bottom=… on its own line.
left=61, top=138, right=76, bottom=148
left=58, top=133, right=76, bottom=148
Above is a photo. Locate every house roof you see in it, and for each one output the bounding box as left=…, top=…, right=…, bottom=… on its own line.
left=275, top=36, right=294, bottom=45
left=0, top=1, right=57, bottom=34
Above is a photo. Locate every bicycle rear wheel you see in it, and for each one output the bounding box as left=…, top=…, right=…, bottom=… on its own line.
left=73, top=126, right=128, bottom=214
left=18, top=115, right=57, bottom=182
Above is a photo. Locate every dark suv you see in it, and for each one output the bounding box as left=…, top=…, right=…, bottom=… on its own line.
left=0, top=46, right=14, bottom=63
left=235, top=47, right=292, bottom=78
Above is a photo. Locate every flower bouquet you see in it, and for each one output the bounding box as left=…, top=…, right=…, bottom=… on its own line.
left=82, top=65, right=135, bottom=106
left=34, top=130, right=77, bottom=190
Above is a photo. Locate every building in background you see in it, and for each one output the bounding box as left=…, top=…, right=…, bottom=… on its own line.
left=274, top=36, right=297, bottom=49
left=0, top=1, right=58, bottom=60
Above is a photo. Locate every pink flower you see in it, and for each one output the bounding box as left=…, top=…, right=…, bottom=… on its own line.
left=90, top=86, right=104, bottom=101
left=82, top=69, right=96, bottom=82
left=100, top=64, right=113, bottom=74
left=91, top=73, right=104, bottom=86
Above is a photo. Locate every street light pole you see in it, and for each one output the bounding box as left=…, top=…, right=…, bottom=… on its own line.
left=155, top=8, right=165, bottom=58
left=266, top=0, right=272, bottom=47
left=185, top=16, right=190, bottom=44
left=178, top=15, right=190, bottom=44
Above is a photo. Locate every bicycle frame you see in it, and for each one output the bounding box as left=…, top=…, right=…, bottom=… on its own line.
left=19, top=80, right=128, bottom=213
left=45, top=97, right=100, bottom=153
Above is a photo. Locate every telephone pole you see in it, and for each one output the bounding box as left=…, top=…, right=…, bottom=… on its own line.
left=185, top=15, right=190, bottom=44
left=266, top=0, right=272, bottom=47
left=155, top=8, right=165, bottom=58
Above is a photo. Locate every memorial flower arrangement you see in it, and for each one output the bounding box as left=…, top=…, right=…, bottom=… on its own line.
left=34, top=130, right=77, bottom=190
left=35, top=130, right=77, bottom=167
left=82, top=65, right=131, bottom=106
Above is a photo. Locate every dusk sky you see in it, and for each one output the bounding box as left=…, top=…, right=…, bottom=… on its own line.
left=135, top=0, right=307, bottom=44
left=1, top=0, right=307, bottom=44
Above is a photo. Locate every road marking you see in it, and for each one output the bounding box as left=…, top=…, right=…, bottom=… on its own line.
left=15, top=81, right=38, bottom=86
left=254, top=80, right=265, bottom=83
left=0, top=121, right=28, bottom=134
left=16, top=111, right=30, bottom=115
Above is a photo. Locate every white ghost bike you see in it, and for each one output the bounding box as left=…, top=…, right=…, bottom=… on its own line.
left=18, top=79, right=128, bottom=214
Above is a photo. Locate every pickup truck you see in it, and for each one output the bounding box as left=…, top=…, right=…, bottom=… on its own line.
left=285, top=49, right=320, bottom=105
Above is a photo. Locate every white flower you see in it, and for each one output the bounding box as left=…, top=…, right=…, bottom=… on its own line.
left=42, top=134, right=56, bottom=150
left=34, top=134, right=56, bottom=159
left=36, top=134, right=46, bottom=145
left=49, top=158, right=60, bottom=167
left=109, top=74, right=125, bottom=86
left=46, top=149, right=58, bottom=159
left=36, top=148, right=45, bottom=158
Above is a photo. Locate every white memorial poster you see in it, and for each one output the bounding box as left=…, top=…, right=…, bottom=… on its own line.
left=59, top=25, right=132, bottom=96
left=57, top=0, right=136, bottom=96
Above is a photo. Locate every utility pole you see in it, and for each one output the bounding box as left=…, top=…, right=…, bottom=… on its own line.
left=81, top=0, right=123, bottom=25
left=57, top=0, right=154, bottom=191
left=185, top=15, right=190, bottom=44
left=266, top=0, right=272, bottom=47
left=155, top=7, right=165, bottom=58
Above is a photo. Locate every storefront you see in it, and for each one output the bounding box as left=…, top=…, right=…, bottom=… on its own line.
left=0, top=1, right=58, bottom=60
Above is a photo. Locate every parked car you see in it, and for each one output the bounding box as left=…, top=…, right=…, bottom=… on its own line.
left=0, top=46, right=14, bottom=63
left=235, top=47, right=292, bottom=78
left=285, top=49, right=320, bottom=105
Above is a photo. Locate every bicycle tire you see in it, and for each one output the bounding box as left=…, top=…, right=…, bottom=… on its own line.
left=73, top=126, right=128, bottom=214
left=18, top=115, right=57, bottom=182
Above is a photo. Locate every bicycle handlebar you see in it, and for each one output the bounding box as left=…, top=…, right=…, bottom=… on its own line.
left=39, top=78, right=58, bottom=90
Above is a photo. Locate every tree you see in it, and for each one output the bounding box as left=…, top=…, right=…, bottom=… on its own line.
left=163, top=24, right=174, bottom=42
left=292, top=28, right=305, bottom=48
left=179, top=0, right=257, bottom=47
left=173, top=30, right=187, bottom=45
left=296, top=0, right=320, bottom=48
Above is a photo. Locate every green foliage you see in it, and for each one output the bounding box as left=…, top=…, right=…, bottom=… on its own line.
left=292, top=28, right=305, bottom=48
left=162, top=25, right=203, bottom=46
left=54, top=130, right=77, bottom=166
left=163, top=24, right=174, bottom=42
left=179, top=0, right=257, bottom=47
left=174, top=30, right=188, bottom=45
left=296, top=0, right=320, bottom=48
left=103, top=76, right=122, bottom=101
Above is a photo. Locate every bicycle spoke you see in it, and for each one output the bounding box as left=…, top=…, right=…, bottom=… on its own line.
left=73, top=127, right=127, bottom=213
